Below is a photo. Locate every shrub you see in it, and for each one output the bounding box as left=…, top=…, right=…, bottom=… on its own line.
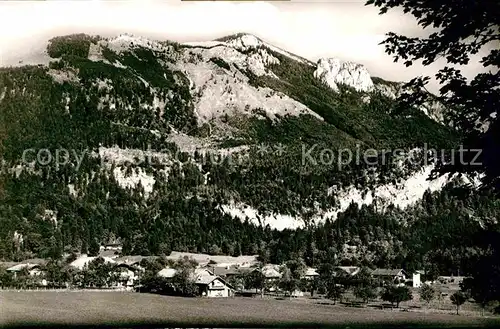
left=353, top=285, right=378, bottom=304
left=450, top=291, right=467, bottom=315
left=381, top=285, right=413, bottom=308
left=419, top=284, right=436, bottom=305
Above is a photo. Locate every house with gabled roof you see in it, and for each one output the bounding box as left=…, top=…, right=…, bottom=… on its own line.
left=115, top=263, right=139, bottom=290
left=69, top=255, right=116, bottom=270
left=303, top=267, right=319, bottom=280
left=6, top=263, right=44, bottom=278
left=157, top=267, right=177, bottom=278
left=260, top=264, right=282, bottom=279
left=157, top=267, right=234, bottom=297
left=195, top=274, right=235, bottom=298
left=6, top=258, right=48, bottom=279
left=6, top=261, right=47, bottom=286
left=371, top=268, right=407, bottom=285
left=336, top=266, right=361, bottom=277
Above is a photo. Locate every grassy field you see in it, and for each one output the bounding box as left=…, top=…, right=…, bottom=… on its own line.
left=1, top=291, right=500, bottom=329
left=331, top=286, right=488, bottom=317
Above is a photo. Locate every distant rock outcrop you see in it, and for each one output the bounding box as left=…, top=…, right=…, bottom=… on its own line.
left=313, top=58, right=374, bottom=92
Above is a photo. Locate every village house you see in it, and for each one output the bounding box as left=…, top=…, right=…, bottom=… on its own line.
left=98, top=248, right=121, bottom=259
left=97, top=242, right=123, bottom=258
left=261, top=264, right=282, bottom=279
left=103, top=241, right=122, bottom=251
left=114, top=255, right=157, bottom=275
left=157, top=267, right=213, bottom=280
left=158, top=267, right=177, bottom=279
left=195, top=274, right=235, bottom=298
left=371, top=268, right=408, bottom=286
left=303, top=267, right=319, bottom=280
left=69, top=255, right=116, bottom=270
left=7, top=263, right=44, bottom=279
left=166, top=251, right=258, bottom=268
left=115, top=255, right=157, bottom=266
left=115, top=263, right=138, bottom=291
left=260, top=264, right=281, bottom=291
left=157, top=267, right=234, bottom=297
left=0, top=261, right=19, bottom=271
left=335, top=266, right=361, bottom=277
left=209, top=265, right=254, bottom=279
left=6, top=259, right=48, bottom=287
left=437, top=275, right=466, bottom=285
left=6, top=259, right=47, bottom=278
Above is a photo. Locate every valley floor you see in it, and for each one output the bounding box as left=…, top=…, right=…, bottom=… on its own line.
left=1, top=291, right=499, bottom=328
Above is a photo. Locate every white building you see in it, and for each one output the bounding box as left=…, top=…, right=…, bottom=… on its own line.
left=412, top=271, right=422, bottom=288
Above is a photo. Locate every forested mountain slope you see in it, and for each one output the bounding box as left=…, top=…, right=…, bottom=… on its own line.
left=1, top=33, right=495, bottom=276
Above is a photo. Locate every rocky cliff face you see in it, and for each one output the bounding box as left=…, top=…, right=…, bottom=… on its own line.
left=313, top=58, right=374, bottom=92
left=0, top=32, right=459, bottom=236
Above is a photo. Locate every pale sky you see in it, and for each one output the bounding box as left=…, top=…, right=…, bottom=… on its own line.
left=0, top=0, right=490, bottom=93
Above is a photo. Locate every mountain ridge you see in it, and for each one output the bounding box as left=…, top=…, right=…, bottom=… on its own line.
left=0, top=32, right=469, bottom=264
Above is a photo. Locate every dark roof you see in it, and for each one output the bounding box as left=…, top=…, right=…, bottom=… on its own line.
left=371, top=268, right=406, bottom=276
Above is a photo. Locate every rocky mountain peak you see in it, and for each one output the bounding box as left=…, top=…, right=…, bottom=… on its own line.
left=222, top=33, right=262, bottom=51
left=314, top=58, right=374, bottom=92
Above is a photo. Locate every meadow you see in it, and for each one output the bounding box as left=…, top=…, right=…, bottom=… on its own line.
left=1, top=291, right=500, bottom=329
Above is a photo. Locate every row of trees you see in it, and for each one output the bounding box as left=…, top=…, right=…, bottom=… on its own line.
left=0, top=257, right=123, bottom=290
left=2, top=176, right=498, bottom=286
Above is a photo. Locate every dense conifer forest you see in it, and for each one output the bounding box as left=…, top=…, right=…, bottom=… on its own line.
left=0, top=33, right=498, bottom=284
